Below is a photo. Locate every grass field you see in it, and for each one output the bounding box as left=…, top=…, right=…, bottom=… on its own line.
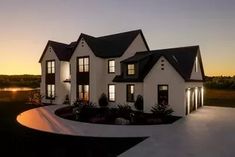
left=204, top=88, right=235, bottom=107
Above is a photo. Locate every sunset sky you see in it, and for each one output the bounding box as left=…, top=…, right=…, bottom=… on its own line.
left=0, top=0, right=234, bottom=76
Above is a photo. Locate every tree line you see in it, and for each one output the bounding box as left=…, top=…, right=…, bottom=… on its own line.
left=0, top=75, right=234, bottom=90
left=204, top=76, right=235, bottom=90
left=0, top=75, right=40, bottom=88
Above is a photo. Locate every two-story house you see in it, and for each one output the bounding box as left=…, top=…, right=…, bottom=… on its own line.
left=39, top=30, right=205, bottom=116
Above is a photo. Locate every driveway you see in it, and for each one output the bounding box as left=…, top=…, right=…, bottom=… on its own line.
left=17, top=105, right=235, bottom=157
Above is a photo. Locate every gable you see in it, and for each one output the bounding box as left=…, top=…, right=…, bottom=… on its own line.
left=114, top=45, right=205, bottom=82
left=40, top=45, right=58, bottom=63
left=72, top=30, right=149, bottom=58
left=39, top=40, right=75, bottom=63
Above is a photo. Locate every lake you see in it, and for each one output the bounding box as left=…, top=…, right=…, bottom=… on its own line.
left=0, top=87, right=40, bottom=102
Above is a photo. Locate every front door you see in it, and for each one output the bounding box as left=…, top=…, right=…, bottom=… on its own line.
left=78, top=84, right=89, bottom=102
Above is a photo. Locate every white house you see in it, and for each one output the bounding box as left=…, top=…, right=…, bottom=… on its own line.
left=39, top=30, right=205, bottom=116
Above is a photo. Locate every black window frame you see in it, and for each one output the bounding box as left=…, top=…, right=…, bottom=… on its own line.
left=108, top=59, right=115, bottom=73
left=127, top=64, right=135, bottom=75
left=78, top=84, right=89, bottom=101
left=108, top=84, right=115, bottom=102
left=46, top=60, right=55, bottom=74
left=46, top=84, right=55, bottom=99
left=126, top=84, right=135, bottom=102
left=77, top=56, right=89, bottom=73
left=158, top=85, right=168, bottom=105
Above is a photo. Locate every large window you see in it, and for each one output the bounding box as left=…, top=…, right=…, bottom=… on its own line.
left=108, top=60, right=115, bottom=73
left=47, top=60, right=55, bottom=74
left=46, top=84, right=55, bottom=99
left=78, top=57, right=89, bottom=72
left=127, top=64, right=135, bottom=75
left=78, top=85, right=89, bottom=101
left=108, top=84, right=115, bottom=101
left=158, top=85, right=168, bottom=105
left=127, top=84, right=135, bottom=102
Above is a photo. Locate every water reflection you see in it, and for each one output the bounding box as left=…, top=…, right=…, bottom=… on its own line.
left=0, top=87, right=40, bottom=102
left=0, top=87, right=37, bottom=92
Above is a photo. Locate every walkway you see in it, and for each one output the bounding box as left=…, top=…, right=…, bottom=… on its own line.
left=17, top=105, right=235, bottom=157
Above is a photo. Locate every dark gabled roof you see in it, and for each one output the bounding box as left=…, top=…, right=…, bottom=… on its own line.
left=114, top=46, right=205, bottom=82
left=75, top=29, right=150, bottom=58
left=39, top=29, right=149, bottom=62
left=39, top=40, right=75, bottom=62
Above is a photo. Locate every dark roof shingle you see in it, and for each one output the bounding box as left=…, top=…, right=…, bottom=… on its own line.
left=114, top=46, right=205, bottom=82
left=78, top=29, right=149, bottom=58
left=39, top=29, right=149, bottom=62
left=39, top=40, right=75, bottom=62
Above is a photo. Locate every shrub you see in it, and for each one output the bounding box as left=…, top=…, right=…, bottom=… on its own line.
left=63, top=94, right=70, bottom=105
left=134, top=95, right=143, bottom=111
left=116, top=104, right=132, bottom=119
left=151, top=103, right=173, bottom=119
left=98, top=93, right=108, bottom=108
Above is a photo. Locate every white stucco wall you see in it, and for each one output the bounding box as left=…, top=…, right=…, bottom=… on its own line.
left=70, top=38, right=105, bottom=105
left=114, top=83, right=143, bottom=109
left=70, top=33, right=148, bottom=105
left=40, top=46, right=70, bottom=104
left=104, top=33, right=148, bottom=105
left=143, top=56, right=186, bottom=116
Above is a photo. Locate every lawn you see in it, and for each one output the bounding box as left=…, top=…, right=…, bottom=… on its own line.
left=204, top=88, right=235, bottom=107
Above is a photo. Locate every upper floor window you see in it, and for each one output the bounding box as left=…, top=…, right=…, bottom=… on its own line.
left=47, top=60, right=55, bottom=74
left=108, top=60, right=115, bottom=73
left=108, top=84, right=115, bottom=102
left=195, top=56, right=198, bottom=72
left=78, top=57, right=89, bottom=72
left=127, top=64, right=135, bottom=75
left=127, top=84, right=135, bottom=102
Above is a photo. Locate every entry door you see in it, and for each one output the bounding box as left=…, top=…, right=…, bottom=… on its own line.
left=78, top=85, right=89, bottom=101
left=158, top=85, right=168, bottom=105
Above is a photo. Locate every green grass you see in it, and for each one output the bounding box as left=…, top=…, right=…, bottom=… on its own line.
left=204, top=88, right=235, bottom=107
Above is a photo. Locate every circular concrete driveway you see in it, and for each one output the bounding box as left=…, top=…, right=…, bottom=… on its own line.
left=17, top=105, right=235, bottom=157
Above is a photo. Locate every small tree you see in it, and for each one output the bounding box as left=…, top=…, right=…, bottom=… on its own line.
left=98, top=93, right=108, bottom=108
left=63, top=94, right=70, bottom=105
left=134, top=95, right=143, bottom=112
left=151, top=103, right=173, bottom=119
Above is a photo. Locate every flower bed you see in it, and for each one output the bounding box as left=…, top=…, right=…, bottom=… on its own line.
left=55, top=105, right=181, bottom=125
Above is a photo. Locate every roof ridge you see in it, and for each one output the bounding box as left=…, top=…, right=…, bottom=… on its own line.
left=48, top=40, right=68, bottom=46
left=97, top=29, right=142, bottom=38
left=150, top=45, right=199, bottom=52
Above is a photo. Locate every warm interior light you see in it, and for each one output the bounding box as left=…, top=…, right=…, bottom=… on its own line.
left=187, top=88, right=191, bottom=114
left=195, top=87, right=198, bottom=109
left=201, top=87, right=204, bottom=106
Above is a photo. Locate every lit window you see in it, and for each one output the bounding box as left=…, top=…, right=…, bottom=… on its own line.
left=127, top=64, right=135, bottom=75
left=47, top=60, right=55, bottom=74
left=78, top=57, right=89, bottom=72
left=47, top=84, right=55, bottom=98
left=195, top=56, right=198, bottom=72
left=108, top=60, right=115, bottom=73
left=78, top=85, right=89, bottom=101
left=127, top=84, right=135, bottom=102
left=108, top=85, right=115, bottom=101
left=158, top=85, right=168, bottom=105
